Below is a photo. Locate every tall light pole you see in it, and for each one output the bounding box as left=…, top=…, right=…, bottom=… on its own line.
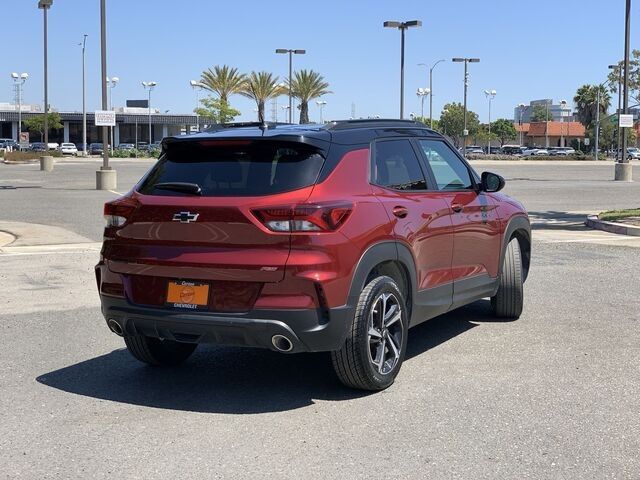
left=190, top=80, right=204, bottom=132
left=275, top=49, right=305, bottom=123
left=80, top=34, right=87, bottom=156
left=616, top=0, right=633, bottom=181
left=518, top=103, right=525, bottom=146
left=384, top=20, right=422, bottom=119
left=107, top=76, right=118, bottom=153
left=142, top=81, right=157, bottom=144
left=316, top=100, right=327, bottom=124
left=559, top=99, right=567, bottom=147
left=452, top=57, right=480, bottom=145
left=609, top=63, right=623, bottom=161
left=96, top=0, right=116, bottom=190
left=38, top=0, right=52, bottom=148
left=10, top=73, right=28, bottom=143
left=416, top=88, right=430, bottom=119
left=418, top=59, right=445, bottom=128
left=484, top=89, right=496, bottom=152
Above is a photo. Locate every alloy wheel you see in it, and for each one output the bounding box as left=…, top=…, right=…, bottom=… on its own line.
left=367, top=292, right=404, bottom=375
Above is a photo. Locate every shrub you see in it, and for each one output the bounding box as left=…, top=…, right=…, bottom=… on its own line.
left=5, top=150, right=62, bottom=161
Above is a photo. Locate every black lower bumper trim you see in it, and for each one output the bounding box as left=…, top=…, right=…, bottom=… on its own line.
left=100, top=297, right=354, bottom=353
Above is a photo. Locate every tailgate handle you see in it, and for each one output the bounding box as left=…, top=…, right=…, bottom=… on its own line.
left=451, top=204, right=463, bottom=213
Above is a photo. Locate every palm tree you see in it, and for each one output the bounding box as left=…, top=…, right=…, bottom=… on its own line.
left=240, top=71, right=285, bottom=123
left=200, top=65, right=246, bottom=104
left=574, top=84, right=611, bottom=127
left=289, top=70, right=331, bottom=124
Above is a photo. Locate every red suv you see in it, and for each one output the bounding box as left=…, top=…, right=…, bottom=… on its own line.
left=96, top=120, right=531, bottom=391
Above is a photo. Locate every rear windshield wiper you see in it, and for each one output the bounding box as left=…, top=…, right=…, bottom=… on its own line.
left=152, top=182, right=202, bottom=195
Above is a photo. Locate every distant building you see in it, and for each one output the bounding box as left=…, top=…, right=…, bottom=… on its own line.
left=514, top=121, right=585, bottom=147
left=514, top=99, right=575, bottom=124
left=0, top=104, right=209, bottom=146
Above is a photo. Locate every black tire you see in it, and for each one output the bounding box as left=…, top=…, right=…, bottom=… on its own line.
left=123, top=335, right=197, bottom=366
left=491, top=238, right=524, bottom=319
left=331, top=276, right=409, bottom=391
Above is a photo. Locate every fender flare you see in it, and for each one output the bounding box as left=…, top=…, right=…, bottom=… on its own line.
left=499, top=214, right=531, bottom=280
left=346, top=241, right=418, bottom=308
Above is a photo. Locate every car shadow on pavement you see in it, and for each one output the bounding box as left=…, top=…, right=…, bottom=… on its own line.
left=528, top=210, right=591, bottom=231
left=36, top=299, right=500, bottom=414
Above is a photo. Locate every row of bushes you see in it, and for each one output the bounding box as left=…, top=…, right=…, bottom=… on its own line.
left=466, top=152, right=590, bottom=161
left=3, top=150, right=63, bottom=161
left=110, top=148, right=160, bottom=158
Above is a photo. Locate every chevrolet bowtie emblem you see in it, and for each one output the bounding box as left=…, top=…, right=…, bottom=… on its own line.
left=172, top=211, right=199, bottom=223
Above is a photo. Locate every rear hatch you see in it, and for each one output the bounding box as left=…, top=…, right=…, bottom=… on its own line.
left=102, top=137, right=327, bottom=309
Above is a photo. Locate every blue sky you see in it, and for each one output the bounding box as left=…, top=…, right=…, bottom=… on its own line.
left=3, top=0, right=638, bottom=123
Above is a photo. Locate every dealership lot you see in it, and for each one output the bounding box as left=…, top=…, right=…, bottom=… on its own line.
left=1, top=159, right=639, bottom=479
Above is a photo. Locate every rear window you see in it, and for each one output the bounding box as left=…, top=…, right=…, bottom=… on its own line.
left=138, top=140, right=325, bottom=197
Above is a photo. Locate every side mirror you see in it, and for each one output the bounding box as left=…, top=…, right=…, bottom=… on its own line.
left=480, top=171, right=505, bottom=192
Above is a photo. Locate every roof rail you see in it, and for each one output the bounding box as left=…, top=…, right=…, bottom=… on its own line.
left=203, top=121, right=291, bottom=132
left=324, top=119, right=430, bottom=131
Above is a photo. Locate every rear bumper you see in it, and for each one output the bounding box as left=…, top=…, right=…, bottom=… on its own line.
left=99, top=296, right=354, bottom=353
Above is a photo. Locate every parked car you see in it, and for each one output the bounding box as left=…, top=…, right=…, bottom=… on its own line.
left=522, top=147, right=549, bottom=156
left=464, top=145, right=484, bottom=155
left=548, top=147, right=576, bottom=156
left=89, top=143, right=104, bottom=155
left=136, top=142, right=149, bottom=151
left=500, top=145, right=522, bottom=155
left=47, top=142, right=59, bottom=151
left=484, top=146, right=501, bottom=154
left=76, top=143, right=89, bottom=154
left=30, top=142, right=47, bottom=152
left=0, top=138, right=15, bottom=148
left=59, top=143, right=78, bottom=156
left=149, top=141, right=162, bottom=151
left=117, top=143, right=135, bottom=151
left=97, top=119, right=531, bottom=391
left=627, top=147, right=640, bottom=160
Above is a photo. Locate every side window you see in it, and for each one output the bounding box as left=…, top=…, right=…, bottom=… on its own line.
left=373, top=139, right=427, bottom=190
left=418, top=140, right=474, bottom=190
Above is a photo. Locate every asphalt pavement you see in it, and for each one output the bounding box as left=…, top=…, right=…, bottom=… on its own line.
left=0, top=158, right=639, bottom=479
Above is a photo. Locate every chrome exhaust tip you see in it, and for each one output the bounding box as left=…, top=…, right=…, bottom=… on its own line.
left=107, top=319, right=124, bottom=336
left=271, top=334, right=293, bottom=352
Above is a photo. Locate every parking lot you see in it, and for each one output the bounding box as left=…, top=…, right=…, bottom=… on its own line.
left=1, top=158, right=639, bottom=479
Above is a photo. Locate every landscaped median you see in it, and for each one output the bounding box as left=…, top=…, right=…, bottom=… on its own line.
left=585, top=209, right=640, bottom=236
left=2, top=150, right=62, bottom=164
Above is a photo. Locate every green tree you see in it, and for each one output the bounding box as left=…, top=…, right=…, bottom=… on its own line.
left=530, top=104, right=550, bottom=122
left=607, top=49, right=640, bottom=103
left=199, top=65, right=246, bottom=104
left=413, top=116, right=440, bottom=132
left=23, top=112, right=63, bottom=141
left=240, top=71, right=285, bottom=123
left=491, top=118, right=517, bottom=145
left=439, top=102, right=480, bottom=147
left=574, top=84, right=611, bottom=128
left=194, top=96, right=240, bottom=124
left=289, top=70, right=331, bottom=124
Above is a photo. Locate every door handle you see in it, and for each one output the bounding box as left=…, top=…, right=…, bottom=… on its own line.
left=392, top=206, right=408, bottom=218
left=451, top=204, right=463, bottom=213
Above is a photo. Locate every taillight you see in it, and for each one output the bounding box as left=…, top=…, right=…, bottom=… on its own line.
left=104, top=198, right=136, bottom=229
left=252, top=203, right=352, bottom=232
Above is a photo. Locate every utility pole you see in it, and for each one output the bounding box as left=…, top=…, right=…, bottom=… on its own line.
left=595, top=89, right=601, bottom=161
left=81, top=34, right=87, bottom=156
left=38, top=0, right=52, bottom=148
left=452, top=57, right=480, bottom=146
left=615, top=0, right=633, bottom=181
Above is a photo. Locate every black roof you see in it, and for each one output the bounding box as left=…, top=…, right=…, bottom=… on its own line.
left=163, top=119, right=441, bottom=149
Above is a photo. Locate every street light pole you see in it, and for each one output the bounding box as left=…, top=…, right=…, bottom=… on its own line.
left=484, top=89, right=496, bottom=152
left=316, top=100, right=327, bottom=124
left=416, top=88, right=430, bottom=119
left=559, top=99, right=567, bottom=147
left=11, top=73, right=28, bottom=144
left=619, top=0, right=631, bottom=170
left=595, top=88, right=601, bottom=160
left=190, top=80, right=204, bottom=132
left=80, top=34, right=87, bottom=156
left=384, top=20, right=422, bottom=120
left=419, top=59, right=445, bottom=128
left=452, top=57, right=480, bottom=145
left=275, top=49, right=306, bottom=123
left=518, top=103, right=525, bottom=146
left=38, top=0, right=52, bottom=148
left=107, top=76, right=118, bottom=153
left=142, top=81, right=157, bottom=144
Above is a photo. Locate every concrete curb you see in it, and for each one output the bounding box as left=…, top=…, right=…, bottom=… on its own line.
left=585, top=215, right=640, bottom=236
left=2, top=159, right=40, bottom=165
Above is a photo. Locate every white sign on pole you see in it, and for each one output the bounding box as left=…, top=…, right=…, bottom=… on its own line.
left=19, top=132, right=29, bottom=148
left=94, top=110, right=116, bottom=126
left=584, top=138, right=590, bottom=146
left=619, top=114, right=634, bottom=128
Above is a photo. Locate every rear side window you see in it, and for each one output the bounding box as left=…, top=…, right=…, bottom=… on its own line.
left=418, top=140, right=474, bottom=190
left=373, top=139, right=427, bottom=190
left=138, top=140, right=325, bottom=196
